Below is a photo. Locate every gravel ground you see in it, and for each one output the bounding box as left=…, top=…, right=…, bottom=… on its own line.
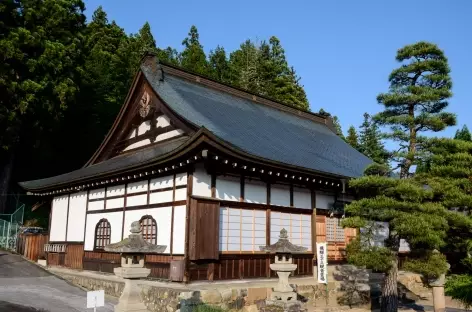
left=0, top=251, right=116, bottom=312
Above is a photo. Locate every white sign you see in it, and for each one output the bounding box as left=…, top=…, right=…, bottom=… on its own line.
left=316, top=242, right=328, bottom=284
left=87, top=290, right=104, bottom=309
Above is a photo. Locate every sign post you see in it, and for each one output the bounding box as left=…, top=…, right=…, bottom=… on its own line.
left=316, top=242, right=328, bottom=305
left=87, top=290, right=104, bottom=311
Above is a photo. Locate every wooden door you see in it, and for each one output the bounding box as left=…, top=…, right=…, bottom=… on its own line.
left=189, top=198, right=220, bottom=260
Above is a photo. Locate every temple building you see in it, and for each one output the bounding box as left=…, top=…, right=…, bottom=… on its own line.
left=19, top=53, right=371, bottom=282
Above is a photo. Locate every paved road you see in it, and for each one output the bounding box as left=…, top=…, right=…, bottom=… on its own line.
left=0, top=251, right=116, bottom=312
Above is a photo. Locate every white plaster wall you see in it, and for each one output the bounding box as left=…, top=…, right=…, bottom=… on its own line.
left=150, top=190, right=172, bottom=204
left=172, top=205, right=186, bottom=254
left=88, top=200, right=104, bottom=211
left=50, top=195, right=69, bottom=242
left=89, top=188, right=105, bottom=199
left=137, top=120, right=151, bottom=136
left=150, top=175, right=173, bottom=190
left=123, top=207, right=172, bottom=253
left=84, top=211, right=123, bottom=251
left=127, top=180, right=148, bottom=194
left=219, top=208, right=266, bottom=252
left=316, top=193, right=335, bottom=210
left=107, top=197, right=124, bottom=209
left=244, top=180, right=267, bottom=204
left=156, top=129, right=184, bottom=142
left=127, top=194, right=147, bottom=207
left=270, top=212, right=311, bottom=250
left=107, top=185, right=125, bottom=196
left=124, top=139, right=150, bottom=151
left=175, top=173, right=187, bottom=186
left=270, top=184, right=290, bottom=206
left=293, top=187, right=311, bottom=209
left=192, top=164, right=211, bottom=197
left=157, top=115, right=171, bottom=127
left=175, top=188, right=187, bottom=201
left=216, top=176, right=240, bottom=201
left=66, top=192, right=87, bottom=242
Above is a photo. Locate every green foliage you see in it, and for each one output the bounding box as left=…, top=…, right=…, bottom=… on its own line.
left=318, top=109, right=344, bottom=138
left=454, top=125, right=472, bottom=142
left=181, top=25, right=209, bottom=75
left=375, top=42, right=456, bottom=178
left=346, top=126, right=359, bottom=149
left=403, top=251, right=448, bottom=280
left=358, top=113, right=389, bottom=164
left=209, top=46, right=230, bottom=83
left=0, top=0, right=86, bottom=152
left=445, top=275, right=472, bottom=308
left=228, top=37, right=309, bottom=110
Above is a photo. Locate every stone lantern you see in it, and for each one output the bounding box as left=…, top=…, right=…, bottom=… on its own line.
left=105, top=221, right=166, bottom=312
left=260, top=228, right=308, bottom=305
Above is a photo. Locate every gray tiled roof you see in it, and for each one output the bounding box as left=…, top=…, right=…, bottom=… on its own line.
left=142, top=65, right=372, bottom=178
left=19, top=137, right=188, bottom=191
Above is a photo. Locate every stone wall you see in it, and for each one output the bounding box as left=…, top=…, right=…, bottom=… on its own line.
left=57, top=273, right=124, bottom=298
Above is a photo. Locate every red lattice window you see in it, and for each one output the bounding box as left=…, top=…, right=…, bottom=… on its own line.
left=94, top=219, right=111, bottom=249
left=140, top=215, right=157, bottom=244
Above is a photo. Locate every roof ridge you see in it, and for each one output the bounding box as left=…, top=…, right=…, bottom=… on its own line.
left=141, top=53, right=335, bottom=130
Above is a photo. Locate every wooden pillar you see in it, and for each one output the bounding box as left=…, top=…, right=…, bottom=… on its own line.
left=183, top=169, right=193, bottom=283
left=266, top=182, right=271, bottom=278
left=311, top=189, right=317, bottom=264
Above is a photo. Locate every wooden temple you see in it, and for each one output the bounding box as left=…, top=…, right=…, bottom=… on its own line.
left=19, top=53, right=371, bottom=282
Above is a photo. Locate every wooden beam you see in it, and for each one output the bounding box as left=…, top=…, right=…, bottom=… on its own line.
left=64, top=194, right=71, bottom=242
left=311, top=189, right=317, bottom=262
left=211, top=174, right=216, bottom=198
left=240, top=175, right=245, bottom=202
left=290, top=184, right=294, bottom=207
left=83, top=190, right=90, bottom=243
left=121, top=183, right=128, bottom=240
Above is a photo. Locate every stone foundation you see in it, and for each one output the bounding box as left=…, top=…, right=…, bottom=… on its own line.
left=50, top=265, right=432, bottom=312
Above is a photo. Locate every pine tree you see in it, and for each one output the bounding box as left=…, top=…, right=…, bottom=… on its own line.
left=229, top=39, right=262, bottom=94
left=415, top=138, right=472, bottom=307
left=209, top=46, right=230, bottom=83
left=359, top=113, right=389, bottom=164
left=317, top=109, right=344, bottom=139
left=375, top=42, right=456, bottom=178
left=454, top=125, right=472, bottom=142
left=344, top=42, right=457, bottom=312
left=180, top=25, right=209, bottom=75
left=346, top=126, right=360, bottom=150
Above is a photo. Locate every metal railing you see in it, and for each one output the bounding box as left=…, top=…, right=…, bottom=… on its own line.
left=0, top=204, right=25, bottom=251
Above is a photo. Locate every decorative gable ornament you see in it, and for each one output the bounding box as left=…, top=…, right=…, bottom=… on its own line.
left=139, top=91, right=151, bottom=118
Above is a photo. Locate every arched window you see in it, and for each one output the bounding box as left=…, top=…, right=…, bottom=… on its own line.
left=94, top=219, right=111, bottom=250
left=140, top=215, right=157, bottom=244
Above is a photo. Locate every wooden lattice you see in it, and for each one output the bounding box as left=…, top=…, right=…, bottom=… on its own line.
left=140, top=215, right=157, bottom=244
left=326, top=217, right=345, bottom=242
left=94, top=219, right=111, bottom=249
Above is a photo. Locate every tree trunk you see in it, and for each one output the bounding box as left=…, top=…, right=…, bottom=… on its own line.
left=381, top=257, right=399, bottom=312
left=0, top=152, right=14, bottom=214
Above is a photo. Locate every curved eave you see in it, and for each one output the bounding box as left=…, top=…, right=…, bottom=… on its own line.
left=20, top=128, right=353, bottom=195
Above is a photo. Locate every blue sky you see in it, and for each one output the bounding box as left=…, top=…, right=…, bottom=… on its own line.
left=84, top=0, right=471, bottom=138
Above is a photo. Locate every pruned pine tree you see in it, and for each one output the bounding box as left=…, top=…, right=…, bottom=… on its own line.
left=415, top=138, right=472, bottom=308
left=344, top=42, right=457, bottom=312
left=375, top=42, right=456, bottom=178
